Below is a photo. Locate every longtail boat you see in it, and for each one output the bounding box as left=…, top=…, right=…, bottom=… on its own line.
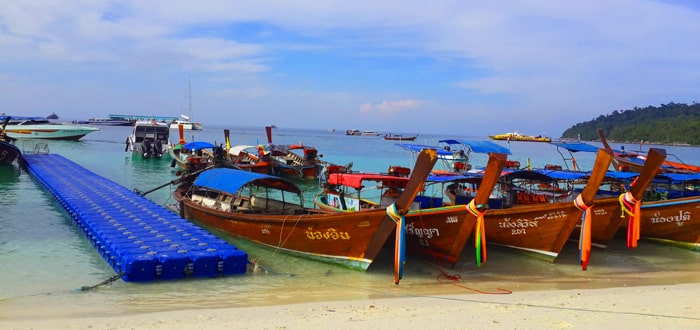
left=481, top=148, right=614, bottom=265
left=225, top=126, right=324, bottom=180
left=1, top=116, right=21, bottom=166
left=589, top=150, right=700, bottom=251
left=598, top=129, right=700, bottom=174
left=315, top=152, right=507, bottom=268
left=173, top=149, right=438, bottom=280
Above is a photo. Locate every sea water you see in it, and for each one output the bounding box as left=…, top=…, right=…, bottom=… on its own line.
left=1, top=125, right=700, bottom=319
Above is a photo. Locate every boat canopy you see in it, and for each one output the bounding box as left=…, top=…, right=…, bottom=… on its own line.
left=194, top=168, right=301, bottom=194
left=602, top=171, right=643, bottom=181
left=652, top=172, right=700, bottom=183
left=184, top=141, right=216, bottom=151
left=327, top=173, right=410, bottom=189
left=438, top=139, right=512, bottom=155
left=549, top=141, right=600, bottom=153
left=426, top=172, right=482, bottom=183
left=395, top=143, right=455, bottom=157
left=228, top=145, right=257, bottom=155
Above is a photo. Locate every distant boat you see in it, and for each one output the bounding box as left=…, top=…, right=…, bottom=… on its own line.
left=46, top=112, right=59, bottom=119
left=346, top=129, right=381, bottom=136
left=75, top=118, right=134, bottom=126
left=170, top=78, right=203, bottom=131
left=383, top=133, right=418, bottom=141
left=1, top=115, right=99, bottom=140
left=489, top=132, right=551, bottom=143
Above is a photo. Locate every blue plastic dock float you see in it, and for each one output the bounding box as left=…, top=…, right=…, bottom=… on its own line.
left=21, top=154, right=248, bottom=282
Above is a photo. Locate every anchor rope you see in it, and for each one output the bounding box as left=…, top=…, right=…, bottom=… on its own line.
left=80, top=272, right=124, bottom=291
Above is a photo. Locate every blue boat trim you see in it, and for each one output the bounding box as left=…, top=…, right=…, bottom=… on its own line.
left=21, top=154, right=248, bottom=282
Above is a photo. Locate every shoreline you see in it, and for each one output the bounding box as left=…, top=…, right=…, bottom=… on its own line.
left=2, top=282, right=698, bottom=329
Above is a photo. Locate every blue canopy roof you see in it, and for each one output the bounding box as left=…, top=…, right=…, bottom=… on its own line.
left=438, top=139, right=512, bottom=155
left=653, top=172, right=700, bottom=183
left=602, top=171, right=642, bottom=181
left=193, top=168, right=301, bottom=194
left=531, top=169, right=591, bottom=180
left=396, top=143, right=455, bottom=157
left=426, top=172, right=482, bottom=183
left=184, top=141, right=216, bottom=151
left=549, top=141, right=600, bottom=153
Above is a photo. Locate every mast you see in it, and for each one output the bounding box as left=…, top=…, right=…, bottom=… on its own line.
left=188, top=76, right=192, bottom=121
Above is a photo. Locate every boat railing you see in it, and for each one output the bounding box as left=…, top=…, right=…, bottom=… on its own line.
left=21, top=139, right=50, bottom=155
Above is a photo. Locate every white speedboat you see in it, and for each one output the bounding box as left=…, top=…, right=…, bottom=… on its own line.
left=169, top=114, right=203, bottom=131
left=0, top=116, right=99, bottom=140
left=126, top=120, right=172, bottom=159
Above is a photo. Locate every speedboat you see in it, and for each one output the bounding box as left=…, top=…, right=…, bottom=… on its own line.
left=126, top=120, right=172, bottom=159
left=169, top=115, right=203, bottom=130
left=0, top=115, right=99, bottom=140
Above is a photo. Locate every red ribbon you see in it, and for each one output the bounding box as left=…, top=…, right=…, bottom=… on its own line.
left=619, top=192, right=641, bottom=248
left=573, top=195, right=592, bottom=270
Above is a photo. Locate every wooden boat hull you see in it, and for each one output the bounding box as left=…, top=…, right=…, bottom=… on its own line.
left=403, top=206, right=476, bottom=267
left=315, top=197, right=476, bottom=268
left=483, top=202, right=583, bottom=261
left=175, top=189, right=397, bottom=270
left=0, top=141, right=21, bottom=165
left=274, top=164, right=321, bottom=180
left=590, top=196, right=700, bottom=250
left=383, top=135, right=418, bottom=141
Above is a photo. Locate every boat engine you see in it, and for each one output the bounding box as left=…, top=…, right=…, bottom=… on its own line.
left=142, top=140, right=153, bottom=158
left=154, top=140, right=163, bottom=158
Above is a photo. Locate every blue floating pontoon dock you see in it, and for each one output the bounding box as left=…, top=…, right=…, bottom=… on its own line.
left=21, top=153, right=248, bottom=282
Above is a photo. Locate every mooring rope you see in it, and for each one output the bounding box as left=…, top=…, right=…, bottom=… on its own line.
left=80, top=272, right=124, bottom=291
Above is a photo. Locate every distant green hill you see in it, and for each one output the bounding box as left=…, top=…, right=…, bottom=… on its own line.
left=561, top=102, right=700, bottom=145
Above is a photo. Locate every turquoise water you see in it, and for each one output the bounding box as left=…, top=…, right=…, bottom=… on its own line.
left=1, top=125, right=700, bottom=319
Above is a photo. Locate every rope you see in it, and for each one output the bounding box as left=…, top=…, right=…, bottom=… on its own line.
left=272, top=215, right=304, bottom=257
left=435, top=272, right=513, bottom=294
left=573, top=195, right=593, bottom=270
left=619, top=192, right=641, bottom=248
left=80, top=272, right=124, bottom=291
left=466, top=200, right=487, bottom=267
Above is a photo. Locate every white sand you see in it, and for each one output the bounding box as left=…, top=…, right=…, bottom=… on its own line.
left=2, top=283, right=698, bottom=329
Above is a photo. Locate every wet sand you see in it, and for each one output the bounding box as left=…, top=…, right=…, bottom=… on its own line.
left=2, top=238, right=699, bottom=329
left=2, top=283, right=699, bottom=329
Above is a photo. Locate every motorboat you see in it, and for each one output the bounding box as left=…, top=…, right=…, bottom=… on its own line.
left=126, top=120, right=172, bottom=159
left=0, top=115, right=99, bottom=140
left=169, top=114, right=203, bottom=131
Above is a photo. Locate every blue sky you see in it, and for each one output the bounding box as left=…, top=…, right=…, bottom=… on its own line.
left=2, top=1, right=699, bottom=137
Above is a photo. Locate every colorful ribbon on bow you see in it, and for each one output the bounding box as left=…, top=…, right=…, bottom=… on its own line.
left=573, top=195, right=592, bottom=270
left=386, top=203, right=405, bottom=284
left=619, top=191, right=641, bottom=248
left=466, top=200, right=487, bottom=267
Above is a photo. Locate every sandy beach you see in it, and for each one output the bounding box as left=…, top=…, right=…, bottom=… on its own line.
left=2, top=282, right=698, bottom=329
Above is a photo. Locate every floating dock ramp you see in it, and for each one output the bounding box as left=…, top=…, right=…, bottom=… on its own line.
left=21, top=153, right=248, bottom=282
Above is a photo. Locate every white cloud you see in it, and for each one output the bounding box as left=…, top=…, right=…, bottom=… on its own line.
left=1, top=1, right=700, bottom=135
left=360, top=99, right=424, bottom=114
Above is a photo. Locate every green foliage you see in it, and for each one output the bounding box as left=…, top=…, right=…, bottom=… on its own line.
left=561, top=102, right=700, bottom=145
